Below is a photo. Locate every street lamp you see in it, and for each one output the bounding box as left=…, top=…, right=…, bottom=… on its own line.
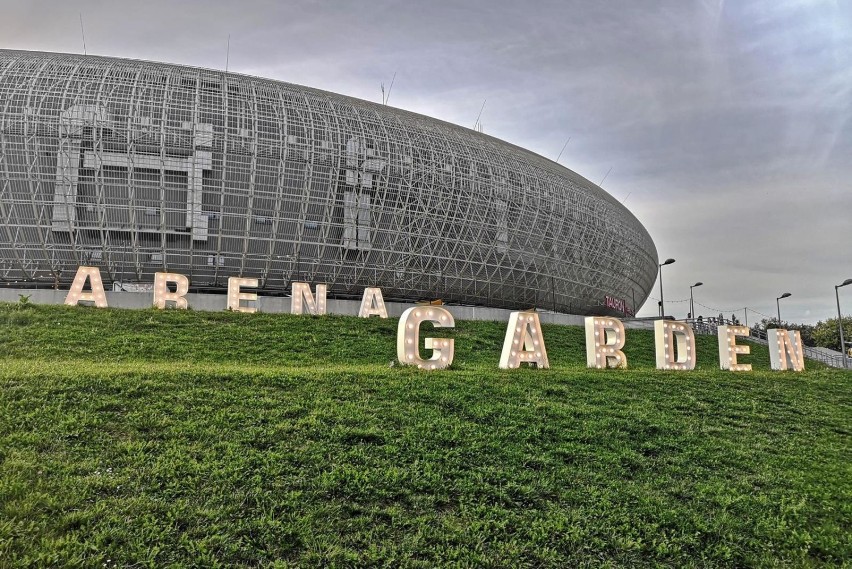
left=658, top=258, right=675, bottom=318
left=776, top=292, right=791, bottom=325
left=835, top=278, right=852, bottom=369
left=689, top=281, right=703, bottom=320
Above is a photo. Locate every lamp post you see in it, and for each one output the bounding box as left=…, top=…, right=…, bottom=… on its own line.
left=689, top=281, right=703, bottom=320
left=658, top=258, right=675, bottom=318
left=776, top=292, right=791, bottom=325
left=835, top=278, right=852, bottom=369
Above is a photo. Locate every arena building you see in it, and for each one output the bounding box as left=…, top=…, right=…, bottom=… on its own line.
left=0, top=49, right=658, bottom=316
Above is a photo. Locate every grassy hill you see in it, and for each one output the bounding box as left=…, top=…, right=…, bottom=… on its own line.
left=0, top=302, right=849, bottom=567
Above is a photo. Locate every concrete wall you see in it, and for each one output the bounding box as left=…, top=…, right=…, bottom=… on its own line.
left=0, top=287, right=591, bottom=326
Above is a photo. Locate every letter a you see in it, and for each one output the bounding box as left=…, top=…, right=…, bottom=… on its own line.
left=64, top=266, right=108, bottom=308
left=499, top=312, right=549, bottom=369
left=358, top=287, right=387, bottom=318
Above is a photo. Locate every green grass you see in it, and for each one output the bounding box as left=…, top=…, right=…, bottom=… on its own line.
left=0, top=303, right=849, bottom=567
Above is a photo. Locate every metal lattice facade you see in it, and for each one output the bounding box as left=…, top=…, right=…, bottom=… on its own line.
left=0, top=50, right=658, bottom=315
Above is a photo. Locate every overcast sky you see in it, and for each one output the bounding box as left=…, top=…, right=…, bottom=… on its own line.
left=3, top=0, right=850, bottom=324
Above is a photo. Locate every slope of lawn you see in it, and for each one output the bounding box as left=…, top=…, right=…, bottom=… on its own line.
left=0, top=302, right=849, bottom=567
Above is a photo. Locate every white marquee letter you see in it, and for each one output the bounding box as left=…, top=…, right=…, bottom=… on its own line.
left=654, top=320, right=696, bottom=370
left=396, top=306, right=454, bottom=370
left=718, top=325, right=751, bottom=371
left=64, top=266, right=107, bottom=308
left=291, top=282, right=327, bottom=315
left=228, top=277, right=258, bottom=313
left=585, top=317, right=627, bottom=368
left=153, top=272, right=189, bottom=309
left=768, top=329, right=805, bottom=371
left=499, top=311, right=549, bottom=369
left=358, top=287, right=387, bottom=318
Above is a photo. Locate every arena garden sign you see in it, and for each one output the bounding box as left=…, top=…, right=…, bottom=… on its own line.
left=62, top=266, right=806, bottom=373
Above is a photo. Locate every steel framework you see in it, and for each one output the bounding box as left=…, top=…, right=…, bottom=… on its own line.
left=0, top=50, right=658, bottom=314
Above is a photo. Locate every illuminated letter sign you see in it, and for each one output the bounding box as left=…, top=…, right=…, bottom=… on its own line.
left=768, top=329, right=805, bottom=371
left=499, top=311, right=549, bottom=369
left=654, top=320, right=696, bottom=370
left=717, top=325, right=751, bottom=371
left=64, top=266, right=108, bottom=308
left=153, top=272, right=189, bottom=309
left=227, top=277, right=259, bottom=313
left=358, top=287, right=388, bottom=318
left=291, top=282, right=327, bottom=315
left=396, top=306, right=454, bottom=369
left=585, top=317, right=627, bottom=368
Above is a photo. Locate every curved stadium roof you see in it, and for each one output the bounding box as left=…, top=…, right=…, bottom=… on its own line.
left=0, top=49, right=658, bottom=315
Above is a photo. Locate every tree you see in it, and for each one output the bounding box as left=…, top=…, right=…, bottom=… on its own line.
left=812, top=316, right=852, bottom=353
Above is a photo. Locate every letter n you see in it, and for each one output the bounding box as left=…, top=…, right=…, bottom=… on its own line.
left=768, top=329, right=805, bottom=371
left=291, top=282, right=327, bottom=315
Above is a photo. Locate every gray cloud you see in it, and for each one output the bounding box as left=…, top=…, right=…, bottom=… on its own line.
left=2, top=0, right=850, bottom=323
